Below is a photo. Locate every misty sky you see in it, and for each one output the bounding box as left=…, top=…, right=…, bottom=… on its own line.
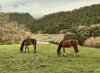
left=0, top=0, right=100, bottom=18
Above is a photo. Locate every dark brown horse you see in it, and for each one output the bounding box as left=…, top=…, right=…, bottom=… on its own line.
left=57, top=39, right=79, bottom=56
left=20, top=38, right=37, bottom=53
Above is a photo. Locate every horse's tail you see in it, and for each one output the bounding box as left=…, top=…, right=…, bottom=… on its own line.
left=57, top=41, right=62, bottom=56
left=20, top=41, right=24, bottom=52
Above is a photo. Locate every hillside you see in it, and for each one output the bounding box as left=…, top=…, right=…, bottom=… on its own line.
left=31, top=4, right=100, bottom=34
left=0, top=12, right=35, bottom=28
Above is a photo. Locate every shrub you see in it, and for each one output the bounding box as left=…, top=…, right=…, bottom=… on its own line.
left=76, top=24, right=100, bottom=46
left=84, top=36, right=100, bottom=48
left=76, top=25, right=90, bottom=46
left=0, top=22, right=32, bottom=44
left=64, top=32, right=77, bottom=40
left=89, top=24, right=100, bottom=36
left=49, top=40, right=59, bottom=44
left=76, top=31, right=90, bottom=46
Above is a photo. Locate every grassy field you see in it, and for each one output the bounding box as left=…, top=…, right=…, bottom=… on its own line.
left=0, top=44, right=100, bottom=73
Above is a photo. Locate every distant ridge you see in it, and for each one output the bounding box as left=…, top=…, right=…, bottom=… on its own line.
left=0, top=12, right=35, bottom=27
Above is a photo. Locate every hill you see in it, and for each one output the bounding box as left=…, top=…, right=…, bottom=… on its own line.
left=0, top=12, right=35, bottom=28
left=31, top=4, right=100, bottom=34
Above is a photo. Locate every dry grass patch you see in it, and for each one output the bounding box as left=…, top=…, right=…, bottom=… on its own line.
left=84, top=36, right=100, bottom=48
left=0, top=22, right=32, bottom=44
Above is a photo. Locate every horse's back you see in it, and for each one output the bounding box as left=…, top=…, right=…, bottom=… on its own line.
left=70, top=39, right=78, bottom=45
left=24, top=39, right=31, bottom=45
left=60, top=39, right=71, bottom=47
left=60, top=39, right=78, bottom=47
left=31, top=39, right=37, bottom=43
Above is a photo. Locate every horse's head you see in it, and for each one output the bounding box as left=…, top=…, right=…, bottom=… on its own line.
left=57, top=49, right=60, bottom=57
left=57, top=45, right=61, bottom=57
left=20, top=47, right=23, bottom=53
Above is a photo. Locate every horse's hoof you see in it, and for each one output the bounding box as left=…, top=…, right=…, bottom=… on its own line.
left=63, top=55, right=66, bottom=57
left=57, top=54, right=60, bottom=57
left=28, top=51, right=30, bottom=53
left=33, top=52, right=36, bottom=53
left=63, top=53, right=66, bottom=57
left=76, top=55, right=79, bottom=57
left=20, top=51, right=23, bottom=53
left=74, top=53, right=79, bottom=57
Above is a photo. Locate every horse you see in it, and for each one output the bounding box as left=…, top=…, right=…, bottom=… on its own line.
left=57, top=39, right=79, bottom=57
left=20, top=38, right=37, bottom=53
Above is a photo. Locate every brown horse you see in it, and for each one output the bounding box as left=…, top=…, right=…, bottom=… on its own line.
left=57, top=39, right=79, bottom=56
left=20, top=38, right=37, bottom=53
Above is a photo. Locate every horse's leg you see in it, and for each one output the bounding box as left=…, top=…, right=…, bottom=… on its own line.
left=25, top=45, right=27, bottom=53
left=63, top=47, right=66, bottom=56
left=32, top=43, right=36, bottom=53
left=71, top=41, right=79, bottom=56
left=34, top=44, right=36, bottom=53
left=27, top=46, right=30, bottom=53
left=73, top=45, right=79, bottom=56
left=20, top=42, right=24, bottom=53
left=57, top=45, right=61, bottom=57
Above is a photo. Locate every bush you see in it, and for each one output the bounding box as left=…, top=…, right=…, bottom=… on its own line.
left=64, top=32, right=77, bottom=40
left=76, top=24, right=100, bottom=46
left=76, top=25, right=90, bottom=46
left=49, top=40, right=59, bottom=44
left=0, top=22, right=32, bottom=44
left=84, top=37, right=100, bottom=48
left=89, top=24, right=100, bottom=36
left=76, top=31, right=90, bottom=46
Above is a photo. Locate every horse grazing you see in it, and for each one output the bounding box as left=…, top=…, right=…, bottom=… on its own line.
left=20, top=38, right=37, bottom=53
left=57, top=39, right=79, bottom=56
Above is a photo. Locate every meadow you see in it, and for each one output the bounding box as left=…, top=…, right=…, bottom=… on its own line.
left=0, top=44, right=100, bottom=73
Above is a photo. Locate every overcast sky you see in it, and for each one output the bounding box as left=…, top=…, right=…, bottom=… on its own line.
left=0, top=0, right=100, bottom=18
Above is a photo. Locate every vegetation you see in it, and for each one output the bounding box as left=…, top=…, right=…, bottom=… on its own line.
left=49, top=40, right=59, bottom=45
left=0, top=3, right=100, bottom=73
left=0, top=12, right=35, bottom=29
left=31, top=4, right=100, bottom=34
left=0, top=4, right=100, bottom=46
left=9, top=13, right=35, bottom=28
left=76, top=24, right=100, bottom=46
left=30, top=4, right=100, bottom=46
left=0, top=22, right=32, bottom=44
left=64, top=32, right=77, bottom=40
left=84, top=36, right=100, bottom=48
left=0, top=44, right=100, bottom=73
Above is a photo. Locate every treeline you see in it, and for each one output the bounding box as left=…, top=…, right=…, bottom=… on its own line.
left=31, top=4, right=100, bottom=34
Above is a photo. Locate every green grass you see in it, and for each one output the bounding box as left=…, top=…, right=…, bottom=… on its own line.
left=0, top=44, right=100, bottom=73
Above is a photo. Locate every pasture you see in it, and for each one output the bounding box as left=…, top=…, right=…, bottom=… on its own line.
left=0, top=44, right=100, bottom=73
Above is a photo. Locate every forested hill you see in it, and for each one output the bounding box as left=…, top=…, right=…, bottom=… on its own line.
left=31, top=4, right=100, bottom=34
left=0, top=12, right=35, bottom=27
